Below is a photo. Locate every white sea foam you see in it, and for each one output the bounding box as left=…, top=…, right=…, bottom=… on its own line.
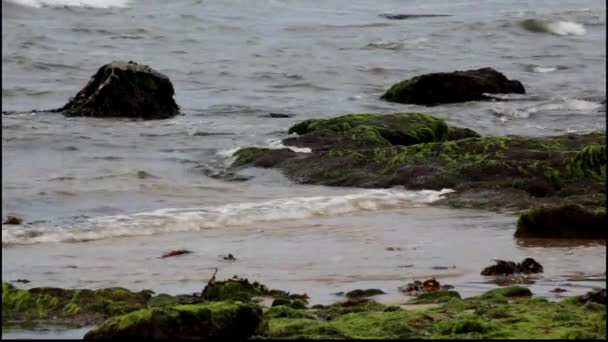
left=532, top=66, right=557, bottom=73
left=546, top=21, right=586, bottom=36
left=6, top=0, right=129, bottom=8
left=2, top=188, right=455, bottom=244
left=492, top=98, right=602, bottom=120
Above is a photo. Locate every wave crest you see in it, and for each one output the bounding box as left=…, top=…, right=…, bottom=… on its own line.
left=520, top=19, right=586, bottom=36
left=2, top=189, right=455, bottom=244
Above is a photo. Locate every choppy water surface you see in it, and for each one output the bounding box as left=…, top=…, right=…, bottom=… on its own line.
left=1, top=0, right=606, bottom=317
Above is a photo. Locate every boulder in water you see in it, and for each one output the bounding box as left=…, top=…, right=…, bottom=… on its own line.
left=59, top=61, right=179, bottom=119
left=381, top=67, right=525, bottom=105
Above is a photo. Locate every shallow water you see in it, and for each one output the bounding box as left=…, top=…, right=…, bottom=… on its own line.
left=3, top=207, right=605, bottom=306
left=1, top=0, right=606, bottom=336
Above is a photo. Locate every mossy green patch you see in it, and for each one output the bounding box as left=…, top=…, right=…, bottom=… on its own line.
left=2, top=282, right=152, bottom=329
left=84, top=301, right=265, bottom=339
left=345, top=288, right=385, bottom=298
left=261, top=289, right=606, bottom=339
left=201, top=277, right=308, bottom=305
left=413, top=291, right=462, bottom=304
left=515, top=204, right=606, bottom=239
left=287, top=113, right=451, bottom=146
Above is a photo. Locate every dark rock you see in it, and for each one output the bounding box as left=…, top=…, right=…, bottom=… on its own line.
left=11, top=279, right=30, bottom=284
left=518, top=258, right=544, bottom=274
left=379, top=14, right=451, bottom=20
left=515, top=204, right=606, bottom=239
left=481, top=260, right=519, bottom=276
left=160, top=250, right=192, bottom=259
left=380, top=67, right=525, bottom=105
left=59, top=61, right=179, bottom=119
left=222, top=253, right=237, bottom=261
left=4, top=216, right=23, bottom=225
left=399, top=279, right=442, bottom=296
left=481, top=258, right=543, bottom=276
left=550, top=288, right=568, bottom=293
left=580, top=288, right=606, bottom=305
left=345, top=289, right=385, bottom=298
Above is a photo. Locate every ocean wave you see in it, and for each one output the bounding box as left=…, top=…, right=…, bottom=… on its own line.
left=491, top=98, right=603, bottom=119
left=2, top=188, right=455, bottom=244
left=519, top=19, right=586, bottom=36
left=4, top=0, right=129, bottom=8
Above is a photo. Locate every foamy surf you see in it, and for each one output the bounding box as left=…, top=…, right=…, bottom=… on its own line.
left=491, top=98, right=603, bottom=120
left=520, top=19, right=586, bottom=36
left=1, top=188, right=454, bottom=244
left=5, top=0, right=129, bottom=8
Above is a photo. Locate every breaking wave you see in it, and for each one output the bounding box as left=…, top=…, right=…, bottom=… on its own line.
left=2, top=188, right=455, bottom=244
left=520, top=19, right=586, bottom=36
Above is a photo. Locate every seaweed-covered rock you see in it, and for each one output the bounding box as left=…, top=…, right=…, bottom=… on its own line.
left=480, top=286, right=533, bottom=299
left=413, top=291, right=462, bottom=304
left=83, top=302, right=264, bottom=339
left=1, top=282, right=152, bottom=328
left=345, top=289, right=386, bottom=298
left=380, top=67, right=525, bottom=105
left=59, top=61, right=179, bottom=119
left=515, top=204, right=606, bottom=239
left=201, top=276, right=308, bottom=304
left=580, top=289, right=606, bottom=305
left=286, top=113, right=452, bottom=148
left=231, top=113, right=605, bottom=212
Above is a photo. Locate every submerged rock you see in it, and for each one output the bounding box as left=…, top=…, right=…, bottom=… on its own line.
left=83, top=302, right=265, bottom=339
left=515, top=204, right=606, bottom=239
left=481, top=258, right=544, bottom=276
left=59, top=61, right=179, bottom=119
left=379, top=14, right=451, bottom=20
left=345, top=289, right=386, bottom=298
left=160, top=249, right=192, bottom=258
left=380, top=67, right=525, bottom=105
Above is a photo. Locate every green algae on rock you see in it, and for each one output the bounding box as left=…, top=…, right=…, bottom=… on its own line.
left=412, top=291, right=462, bottom=304
left=515, top=204, right=607, bottom=239
left=262, top=287, right=606, bottom=340
left=201, top=276, right=308, bottom=304
left=83, top=301, right=265, bottom=339
left=1, top=282, right=152, bottom=329
left=231, top=112, right=605, bottom=213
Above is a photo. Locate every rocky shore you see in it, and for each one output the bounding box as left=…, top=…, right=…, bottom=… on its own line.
left=229, top=111, right=606, bottom=239
left=3, top=278, right=605, bottom=339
